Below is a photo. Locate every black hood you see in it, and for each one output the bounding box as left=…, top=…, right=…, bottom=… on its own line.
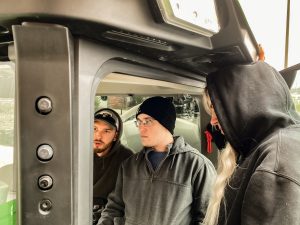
left=207, top=61, right=300, bottom=156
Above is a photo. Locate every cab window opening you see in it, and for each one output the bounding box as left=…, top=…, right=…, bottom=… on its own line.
left=93, top=72, right=204, bottom=153
left=92, top=72, right=213, bottom=225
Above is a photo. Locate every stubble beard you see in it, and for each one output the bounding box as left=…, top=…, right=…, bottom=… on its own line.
left=93, top=141, right=114, bottom=156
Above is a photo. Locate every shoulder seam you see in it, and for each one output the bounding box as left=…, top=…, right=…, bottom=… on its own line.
left=256, top=168, right=300, bottom=186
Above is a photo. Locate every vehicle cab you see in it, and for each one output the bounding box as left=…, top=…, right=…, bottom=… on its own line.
left=0, top=0, right=299, bottom=224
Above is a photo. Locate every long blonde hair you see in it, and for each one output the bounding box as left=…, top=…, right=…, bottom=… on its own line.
left=202, top=90, right=238, bottom=225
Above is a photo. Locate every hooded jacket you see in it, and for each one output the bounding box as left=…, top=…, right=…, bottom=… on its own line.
left=94, top=107, right=134, bottom=202
left=98, top=136, right=216, bottom=225
left=207, top=61, right=300, bottom=225
left=94, top=140, right=133, bottom=200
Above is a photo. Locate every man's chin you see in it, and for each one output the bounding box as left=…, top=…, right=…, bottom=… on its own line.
left=94, top=148, right=104, bottom=154
left=141, top=142, right=151, bottom=148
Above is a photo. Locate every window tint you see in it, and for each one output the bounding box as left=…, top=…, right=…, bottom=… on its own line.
left=0, top=62, right=16, bottom=225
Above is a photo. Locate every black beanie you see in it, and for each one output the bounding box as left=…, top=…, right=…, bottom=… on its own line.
left=136, top=96, right=176, bottom=134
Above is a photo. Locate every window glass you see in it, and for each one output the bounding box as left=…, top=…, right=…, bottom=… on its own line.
left=95, top=95, right=201, bottom=153
left=0, top=62, right=16, bottom=225
left=288, top=0, right=300, bottom=67
left=291, top=71, right=300, bottom=113
left=239, top=0, right=287, bottom=70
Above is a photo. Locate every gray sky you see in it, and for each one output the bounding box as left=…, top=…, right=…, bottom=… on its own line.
left=239, top=0, right=300, bottom=89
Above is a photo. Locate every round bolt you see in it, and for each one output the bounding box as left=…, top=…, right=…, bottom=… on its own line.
left=36, top=97, right=52, bottom=114
left=37, top=144, right=53, bottom=161
left=39, top=199, right=52, bottom=213
left=38, top=175, right=53, bottom=190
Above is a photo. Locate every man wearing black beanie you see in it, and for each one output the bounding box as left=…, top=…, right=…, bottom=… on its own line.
left=135, top=96, right=176, bottom=134
left=99, top=96, right=216, bottom=225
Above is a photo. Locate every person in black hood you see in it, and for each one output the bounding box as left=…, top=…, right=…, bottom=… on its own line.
left=93, top=108, right=133, bottom=225
left=98, top=96, right=216, bottom=225
left=202, top=61, right=300, bottom=225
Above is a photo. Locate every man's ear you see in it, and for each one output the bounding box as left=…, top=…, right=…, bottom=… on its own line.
left=113, top=131, right=118, bottom=141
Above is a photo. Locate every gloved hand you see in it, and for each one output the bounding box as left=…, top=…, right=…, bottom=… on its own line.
left=93, top=197, right=107, bottom=225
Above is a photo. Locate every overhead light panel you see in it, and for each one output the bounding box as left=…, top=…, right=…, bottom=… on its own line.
left=152, top=0, right=220, bottom=37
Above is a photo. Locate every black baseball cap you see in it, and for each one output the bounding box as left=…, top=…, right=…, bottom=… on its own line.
left=94, top=108, right=120, bottom=131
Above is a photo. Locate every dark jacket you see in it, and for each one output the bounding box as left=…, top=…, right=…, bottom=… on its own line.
left=94, top=140, right=133, bottom=200
left=207, top=61, right=300, bottom=225
left=98, top=136, right=216, bottom=225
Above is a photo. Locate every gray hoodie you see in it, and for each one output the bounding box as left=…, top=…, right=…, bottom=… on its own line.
left=207, top=61, right=300, bottom=225
left=98, top=136, right=216, bottom=225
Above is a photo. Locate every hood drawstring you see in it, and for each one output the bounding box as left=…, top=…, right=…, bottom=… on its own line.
left=101, top=158, right=104, bottom=170
left=136, top=150, right=144, bottom=160
left=170, top=154, right=176, bottom=170
left=137, top=147, right=150, bottom=161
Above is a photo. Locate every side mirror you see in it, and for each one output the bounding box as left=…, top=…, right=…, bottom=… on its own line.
left=280, top=63, right=300, bottom=89
left=280, top=63, right=300, bottom=113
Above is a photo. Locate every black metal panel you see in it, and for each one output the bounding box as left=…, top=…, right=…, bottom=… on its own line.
left=0, top=0, right=257, bottom=74
left=13, top=23, right=74, bottom=225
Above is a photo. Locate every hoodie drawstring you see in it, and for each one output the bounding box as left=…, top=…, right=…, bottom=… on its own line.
left=136, top=151, right=142, bottom=160
left=170, top=154, right=176, bottom=170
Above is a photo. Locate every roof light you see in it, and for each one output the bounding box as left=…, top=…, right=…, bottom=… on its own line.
left=154, top=0, right=220, bottom=37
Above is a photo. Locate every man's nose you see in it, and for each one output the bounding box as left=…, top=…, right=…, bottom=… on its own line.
left=138, top=125, right=146, bottom=133
left=210, top=110, right=219, bottom=126
left=210, top=116, right=218, bottom=126
left=95, top=131, right=102, bottom=139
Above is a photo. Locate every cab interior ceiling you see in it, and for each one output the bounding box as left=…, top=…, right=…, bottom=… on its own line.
left=96, top=73, right=203, bottom=96
left=0, top=0, right=257, bottom=75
